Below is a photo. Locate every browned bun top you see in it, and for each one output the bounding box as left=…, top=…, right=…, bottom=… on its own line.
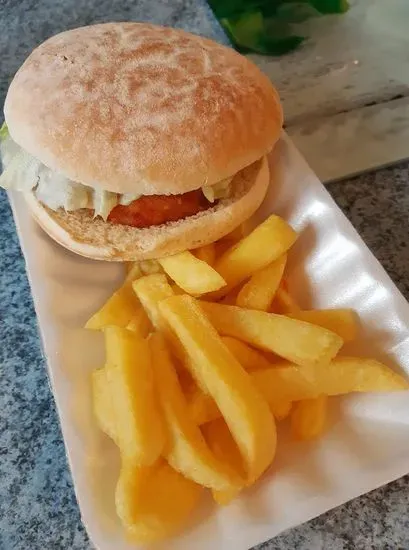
left=4, top=22, right=282, bottom=195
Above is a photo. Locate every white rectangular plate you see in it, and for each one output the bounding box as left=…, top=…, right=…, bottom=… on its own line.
left=9, top=134, right=409, bottom=550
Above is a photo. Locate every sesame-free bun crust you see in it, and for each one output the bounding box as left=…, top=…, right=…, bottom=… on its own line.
left=25, top=157, right=269, bottom=261
left=5, top=23, right=282, bottom=195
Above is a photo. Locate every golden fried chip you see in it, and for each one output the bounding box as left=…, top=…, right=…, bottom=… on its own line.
left=213, top=215, right=297, bottom=296
left=116, top=459, right=202, bottom=543
left=104, top=327, right=165, bottom=465
left=159, top=251, right=226, bottom=294
left=201, top=302, right=343, bottom=367
left=291, top=396, right=328, bottom=440
left=159, top=295, right=276, bottom=483
left=236, top=254, right=287, bottom=311
left=150, top=333, right=242, bottom=491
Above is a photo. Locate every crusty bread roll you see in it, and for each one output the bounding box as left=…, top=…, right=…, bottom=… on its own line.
left=25, top=157, right=269, bottom=260
left=4, top=23, right=282, bottom=260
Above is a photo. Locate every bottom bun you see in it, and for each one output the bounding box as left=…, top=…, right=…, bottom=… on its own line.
left=25, top=156, right=270, bottom=261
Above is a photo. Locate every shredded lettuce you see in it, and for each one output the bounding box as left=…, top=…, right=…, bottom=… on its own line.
left=35, top=169, right=91, bottom=211
left=0, top=136, right=235, bottom=218
left=0, top=149, right=41, bottom=191
left=119, top=192, right=142, bottom=205
left=202, top=177, right=233, bottom=203
left=0, top=122, right=8, bottom=142
left=93, top=189, right=118, bottom=220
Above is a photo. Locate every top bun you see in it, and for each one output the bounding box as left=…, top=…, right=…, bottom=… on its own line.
left=4, top=22, right=282, bottom=196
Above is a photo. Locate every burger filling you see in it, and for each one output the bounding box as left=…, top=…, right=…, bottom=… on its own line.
left=0, top=125, right=233, bottom=229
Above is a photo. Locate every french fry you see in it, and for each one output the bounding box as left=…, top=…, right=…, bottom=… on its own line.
left=139, top=259, right=162, bottom=275
left=126, top=308, right=152, bottom=337
left=222, top=336, right=273, bottom=371
left=116, top=458, right=202, bottom=543
left=202, top=419, right=245, bottom=505
left=193, top=243, right=216, bottom=266
left=91, top=367, right=117, bottom=443
left=85, top=283, right=139, bottom=329
left=274, top=400, right=293, bottom=421
left=213, top=215, right=297, bottom=295
left=150, top=333, right=242, bottom=491
left=159, top=295, right=276, bottom=483
left=301, top=356, right=409, bottom=394
left=291, top=396, right=328, bottom=441
left=273, top=286, right=300, bottom=314
left=159, top=251, right=226, bottom=295
left=186, top=384, right=291, bottom=425
left=201, top=302, right=343, bottom=367
left=251, top=357, right=409, bottom=407
left=104, top=327, right=165, bottom=465
left=236, top=254, right=287, bottom=311
left=218, top=287, right=242, bottom=305
left=251, top=364, right=317, bottom=404
left=187, top=388, right=221, bottom=425
left=132, top=274, right=191, bottom=372
left=124, top=262, right=143, bottom=284
left=132, top=274, right=174, bottom=331
left=287, top=309, right=359, bottom=342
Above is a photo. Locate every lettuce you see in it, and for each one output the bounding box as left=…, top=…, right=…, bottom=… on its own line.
left=0, top=149, right=41, bottom=191
left=0, top=122, right=8, bottom=142
left=202, top=177, right=233, bottom=203
left=119, top=192, right=142, bottom=205
left=93, top=189, right=118, bottom=220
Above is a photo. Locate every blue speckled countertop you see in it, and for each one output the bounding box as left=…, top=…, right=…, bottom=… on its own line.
left=0, top=2, right=408, bottom=549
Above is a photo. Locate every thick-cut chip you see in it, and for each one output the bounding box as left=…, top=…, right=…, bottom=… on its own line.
left=104, top=327, right=165, bottom=465
left=236, top=254, right=287, bottom=311
left=193, top=243, right=216, bottom=266
left=126, top=308, right=152, bottom=337
left=85, top=283, right=139, bottom=329
left=150, top=333, right=242, bottom=491
left=116, top=459, right=202, bottom=543
left=159, top=295, right=276, bottom=483
left=222, top=337, right=273, bottom=371
left=272, top=286, right=300, bottom=314
left=202, top=419, right=245, bottom=505
left=272, top=400, right=292, bottom=421
left=139, top=259, right=162, bottom=275
left=187, top=388, right=221, bottom=425
left=287, top=309, right=359, bottom=342
left=132, top=275, right=190, bottom=370
left=217, top=287, right=242, bottom=305
left=91, top=367, right=117, bottom=443
left=159, top=251, right=226, bottom=295
left=213, top=215, right=297, bottom=295
left=301, top=356, right=409, bottom=394
left=252, top=357, right=409, bottom=406
left=251, top=364, right=317, bottom=403
left=291, top=396, right=328, bottom=440
left=124, top=262, right=143, bottom=284
left=186, top=376, right=294, bottom=426
left=132, top=274, right=174, bottom=331
left=170, top=284, right=186, bottom=296
left=201, top=302, right=343, bottom=367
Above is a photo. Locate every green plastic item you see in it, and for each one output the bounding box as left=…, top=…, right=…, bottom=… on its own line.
left=208, top=0, right=349, bottom=55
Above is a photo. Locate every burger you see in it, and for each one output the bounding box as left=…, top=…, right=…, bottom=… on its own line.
left=0, top=22, right=282, bottom=261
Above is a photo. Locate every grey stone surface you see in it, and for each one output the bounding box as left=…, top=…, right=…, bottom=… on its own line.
left=0, top=1, right=408, bottom=550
